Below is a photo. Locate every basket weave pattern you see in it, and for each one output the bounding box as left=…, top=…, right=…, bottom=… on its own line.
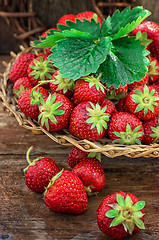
left=1, top=47, right=159, bottom=158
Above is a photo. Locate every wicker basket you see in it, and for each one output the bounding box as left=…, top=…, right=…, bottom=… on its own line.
left=1, top=46, right=159, bottom=159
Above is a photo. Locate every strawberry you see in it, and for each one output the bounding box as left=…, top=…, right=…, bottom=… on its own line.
left=73, top=74, right=106, bottom=105
left=27, top=54, right=55, bottom=87
left=127, top=74, right=149, bottom=90
left=151, top=84, right=159, bottom=94
left=13, top=77, right=33, bottom=97
left=50, top=70, right=75, bottom=99
left=18, top=86, right=49, bottom=119
left=100, top=98, right=117, bottom=116
left=44, top=169, right=88, bottom=214
left=38, top=93, right=73, bottom=131
left=69, top=101, right=110, bottom=141
left=142, top=115, right=159, bottom=144
left=57, top=14, right=76, bottom=26
left=108, top=112, right=144, bottom=144
left=97, top=191, right=145, bottom=239
left=132, top=20, right=159, bottom=60
left=68, top=146, right=101, bottom=168
left=76, top=11, right=103, bottom=25
left=115, top=97, right=129, bottom=112
left=9, top=53, right=36, bottom=83
left=105, top=84, right=128, bottom=102
left=24, top=146, right=59, bottom=193
left=72, top=158, right=105, bottom=195
left=147, top=56, right=159, bottom=83
left=125, top=85, right=159, bottom=120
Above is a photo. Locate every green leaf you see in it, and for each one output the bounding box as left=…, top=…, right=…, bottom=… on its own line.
left=31, top=31, right=66, bottom=48
left=100, top=6, right=151, bottom=39
left=96, top=36, right=149, bottom=88
left=62, top=29, right=93, bottom=39
left=117, top=194, right=125, bottom=207
left=134, top=218, right=145, bottom=229
left=57, top=18, right=101, bottom=40
left=110, top=213, right=125, bottom=227
left=132, top=201, right=145, bottom=211
left=49, top=36, right=111, bottom=80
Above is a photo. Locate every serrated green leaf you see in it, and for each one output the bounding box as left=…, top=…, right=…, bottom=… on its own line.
left=62, top=29, right=93, bottom=39
left=58, top=18, right=101, bottom=40
left=31, top=31, right=65, bottom=48
left=96, top=36, right=149, bottom=87
left=49, top=36, right=111, bottom=80
left=100, top=6, right=151, bottom=39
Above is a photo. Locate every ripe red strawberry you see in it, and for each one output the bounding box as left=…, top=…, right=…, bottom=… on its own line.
left=69, top=101, right=110, bottom=141
left=50, top=70, right=75, bottom=99
left=68, top=146, right=101, bottom=168
left=100, top=98, right=117, bottom=116
left=115, top=97, right=129, bottom=112
left=147, top=56, right=159, bottom=83
left=151, top=84, right=159, bottom=94
left=18, top=86, right=49, bottom=119
left=108, top=112, right=144, bottom=144
left=13, top=77, right=33, bottom=97
left=44, top=170, right=88, bottom=214
left=9, top=53, right=36, bottom=83
left=132, top=20, right=159, bottom=60
left=76, top=11, right=103, bottom=25
left=97, top=191, right=145, bottom=239
left=72, top=158, right=105, bottom=195
left=125, top=85, right=159, bottom=120
left=57, top=14, right=76, bottom=26
left=38, top=93, right=73, bottom=131
left=73, top=75, right=106, bottom=105
left=142, top=115, right=159, bottom=144
left=24, top=146, right=60, bottom=193
left=105, top=84, right=128, bottom=102
left=27, top=54, right=55, bottom=87
left=127, top=74, right=149, bottom=90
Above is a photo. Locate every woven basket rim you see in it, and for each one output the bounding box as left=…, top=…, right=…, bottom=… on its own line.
left=1, top=46, right=159, bottom=158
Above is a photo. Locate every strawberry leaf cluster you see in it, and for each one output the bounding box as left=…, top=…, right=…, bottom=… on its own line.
left=32, top=6, right=151, bottom=88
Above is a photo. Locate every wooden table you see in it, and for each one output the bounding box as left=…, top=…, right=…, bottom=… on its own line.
left=0, top=56, right=159, bottom=240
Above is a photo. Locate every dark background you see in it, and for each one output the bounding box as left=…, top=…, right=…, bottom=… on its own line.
left=0, top=0, right=158, bottom=54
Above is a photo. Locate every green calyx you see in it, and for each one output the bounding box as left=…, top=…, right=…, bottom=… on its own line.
left=81, top=74, right=105, bottom=93
left=105, top=89, right=126, bottom=102
left=38, top=93, right=65, bottom=131
left=135, top=31, right=152, bottom=48
left=87, top=152, right=101, bottom=161
left=150, top=122, right=159, bottom=143
left=113, top=123, right=143, bottom=145
left=105, top=193, right=145, bottom=235
left=13, top=85, right=25, bottom=97
left=131, top=85, right=159, bottom=115
left=85, top=102, right=110, bottom=134
left=29, top=56, right=55, bottom=80
left=43, top=169, right=64, bottom=198
left=23, top=146, right=43, bottom=172
left=30, top=88, right=45, bottom=106
left=53, top=72, right=75, bottom=93
left=147, top=58, right=159, bottom=81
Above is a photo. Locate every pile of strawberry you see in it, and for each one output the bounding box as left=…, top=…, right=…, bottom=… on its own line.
left=24, top=145, right=146, bottom=239
left=7, top=11, right=159, bottom=239
left=9, top=12, right=159, bottom=146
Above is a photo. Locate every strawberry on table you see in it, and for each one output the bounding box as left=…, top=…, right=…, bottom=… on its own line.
left=68, top=146, right=101, bottom=168
left=9, top=53, right=36, bottom=83
left=72, top=158, right=105, bottom=195
left=125, top=85, right=159, bottom=120
left=44, top=170, right=88, bottom=214
left=142, top=115, right=159, bottom=144
left=38, top=93, right=73, bottom=131
left=108, top=112, right=144, bottom=145
left=69, top=101, right=110, bottom=141
left=50, top=70, right=75, bottom=99
left=13, top=76, right=33, bottom=97
left=18, top=86, right=49, bottom=119
left=73, top=74, right=106, bottom=105
left=97, top=191, right=145, bottom=239
left=24, top=146, right=60, bottom=193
